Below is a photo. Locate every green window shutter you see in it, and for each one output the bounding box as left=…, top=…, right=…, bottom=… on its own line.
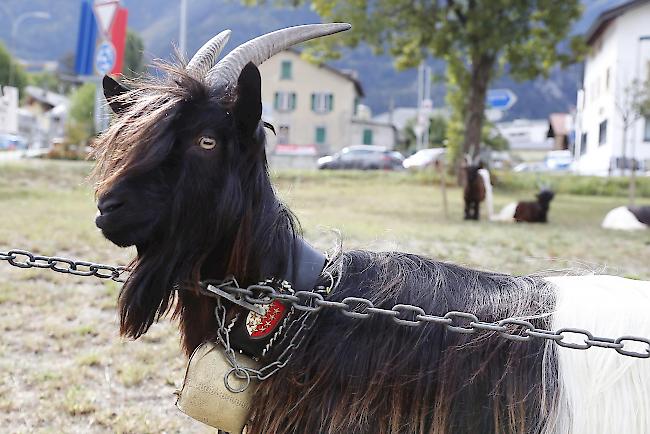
left=354, top=97, right=360, bottom=115
left=363, top=129, right=373, bottom=145
left=290, top=93, right=296, bottom=110
left=281, top=60, right=292, bottom=79
left=274, top=92, right=279, bottom=110
left=311, top=93, right=316, bottom=111
left=315, top=127, right=326, bottom=144
left=328, top=94, right=334, bottom=112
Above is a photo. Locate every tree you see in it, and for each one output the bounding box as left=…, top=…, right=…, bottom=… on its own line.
left=123, top=30, right=145, bottom=77
left=0, top=41, right=28, bottom=92
left=616, top=78, right=650, bottom=205
left=67, top=82, right=96, bottom=143
left=246, top=0, right=583, bottom=167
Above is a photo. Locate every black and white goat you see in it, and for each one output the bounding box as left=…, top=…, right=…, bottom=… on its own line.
left=495, top=188, right=555, bottom=223
left=92, top=24, right=650, bottom=434
left=602, top=205, right=650, bottom=230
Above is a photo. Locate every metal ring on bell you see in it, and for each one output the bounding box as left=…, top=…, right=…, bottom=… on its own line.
left=224, top=367, right=251, bottom=393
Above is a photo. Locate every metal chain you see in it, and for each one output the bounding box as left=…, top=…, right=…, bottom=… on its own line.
left=213, top=295, right=317, bottom=391
left=203, top=279, right=650, bottom=360
left=1, top=248, right=649, bottom=359
left=0, top=249, right=129, bottom=283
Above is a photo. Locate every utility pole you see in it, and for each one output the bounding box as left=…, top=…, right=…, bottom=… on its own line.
left=179, top=0, right=188, bottom=55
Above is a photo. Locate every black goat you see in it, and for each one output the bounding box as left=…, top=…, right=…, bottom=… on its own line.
left=513, top=188, right=555, bottom=223
left=92, top=25, right=650, bottom=434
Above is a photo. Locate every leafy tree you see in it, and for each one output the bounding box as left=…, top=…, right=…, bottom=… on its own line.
left=123, top=30, right=145, bottom=77
left=0, top=41, right=28, bottom=92
left=615, top=78, right=650, bottom=204
left=67, top=82, right=96, bottom=142
left=246, top=0, right=583, bottom=167
left=28, top=71, right=67, bottom=93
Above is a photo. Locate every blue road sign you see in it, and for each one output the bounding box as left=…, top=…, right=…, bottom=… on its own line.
left=74, top=0, right=98, bottom=76
left=486, top=89, right=517, bottom=110
left=95, top=41, right=116, bottom=75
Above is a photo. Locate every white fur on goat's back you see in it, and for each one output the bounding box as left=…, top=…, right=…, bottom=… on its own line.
left=493, top=202, right=517, bottom=222
left=543, top=275, right=650, bottom=434
left=602, top=206, right=647, bottom=231
left=477, top=168, right=493, bottom=219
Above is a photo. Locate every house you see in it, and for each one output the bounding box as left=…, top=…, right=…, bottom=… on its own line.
left=374, top=106, right=450, bottom=149
left=22, top=86, right=69, bottom=147
left=495, top=118, right=552, bottom=159
left=573, top=0, right=650, bottom=175
left=258, top=50, right=395, bottom=163
left=547, top=113, right=573, bottom=151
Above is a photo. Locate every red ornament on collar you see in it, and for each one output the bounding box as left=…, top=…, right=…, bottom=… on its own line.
left=245, top=300, right=287, bottom=338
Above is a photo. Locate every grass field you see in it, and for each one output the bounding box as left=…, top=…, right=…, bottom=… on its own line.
left=0, top=160, right=648, bottom=433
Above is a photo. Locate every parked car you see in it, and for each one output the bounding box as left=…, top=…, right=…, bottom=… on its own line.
left=317, top=145, right=404, bottom=170
left=545, top=150, right=573, bottom=171
left=402, top=148, right=446, bottom=170
left=0, top=134, right=28, bottom=151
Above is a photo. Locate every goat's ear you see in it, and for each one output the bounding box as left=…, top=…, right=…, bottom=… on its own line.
left=234, top=62, right=262, bottom=135
left=103, top=75, right=130, bottom=114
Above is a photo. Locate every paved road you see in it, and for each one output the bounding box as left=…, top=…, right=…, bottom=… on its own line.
left=0, top=149, right=49, bottom=162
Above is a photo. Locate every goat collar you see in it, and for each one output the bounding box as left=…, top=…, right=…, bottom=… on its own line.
left=227, top=237, right=326, bottom=359
left=281, top=237, right=327, bottom=293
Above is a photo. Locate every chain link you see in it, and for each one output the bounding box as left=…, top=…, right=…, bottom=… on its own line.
left=1, top=248, right=649, bottom=359
left=0, top=249, right=129, bottom=283
left=201, top=280, right=650, bottom=360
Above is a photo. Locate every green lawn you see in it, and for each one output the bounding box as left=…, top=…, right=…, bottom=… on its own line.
left=0, top=160, right=648, bottom=433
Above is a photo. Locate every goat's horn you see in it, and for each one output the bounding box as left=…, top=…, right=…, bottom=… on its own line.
left=186, top=30, right=232, bottom=78
left=206, top=23, right=351, bottom=89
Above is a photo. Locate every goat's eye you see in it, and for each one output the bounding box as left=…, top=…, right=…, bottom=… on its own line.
left=198, top=136, right=217, bottom=150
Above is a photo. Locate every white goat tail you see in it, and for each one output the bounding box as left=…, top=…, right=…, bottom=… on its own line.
left=477, top=168, right=493, bottom=220
left=493, top=202, right=517, bottom=222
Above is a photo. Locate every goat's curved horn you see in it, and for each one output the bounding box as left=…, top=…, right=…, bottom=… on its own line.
left=206, top=23, right=351, bottom=89
left=186, top=30, right=232, bottom=78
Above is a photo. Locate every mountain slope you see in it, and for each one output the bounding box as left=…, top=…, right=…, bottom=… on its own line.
left=0, top=0, right=624, bottom=119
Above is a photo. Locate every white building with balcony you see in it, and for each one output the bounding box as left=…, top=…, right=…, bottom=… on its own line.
left=573, top=0, right=650, bottom=175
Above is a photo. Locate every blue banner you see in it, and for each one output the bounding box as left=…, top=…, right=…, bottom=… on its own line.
left=74, top=0, right=98, bottom=76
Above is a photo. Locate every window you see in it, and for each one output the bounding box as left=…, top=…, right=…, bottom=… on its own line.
left=281, top=60, right=292, bottom=80
left=580, top=133, right=588, bottom=155
left=362, top=128, right=373, bottom=145
left=278, top=125, right=290, bottom=144
left=315, top=127, right=326, bottom=144
left=274, top=92, right=296, bottom=112
left=606, top=68, right=610, bottom=91
left=311, top=92, right=334, bottom=113
left=644, top=117, right=650, bottom=142
left=353, top=97, right=360, bottom=115
left=598, top=120, right=607, bottom=146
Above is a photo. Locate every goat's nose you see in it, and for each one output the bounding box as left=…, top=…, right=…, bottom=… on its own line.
left=97, top=195, right=125, bottom=215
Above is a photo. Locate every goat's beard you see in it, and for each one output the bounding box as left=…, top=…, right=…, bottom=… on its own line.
left=118, top=210, right=223, bottom=345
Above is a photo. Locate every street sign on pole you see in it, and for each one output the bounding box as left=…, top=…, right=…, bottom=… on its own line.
left=486, top=89, right=517, bottom=111
left=95, top=41, right=116, bottom=75
left=93, top=0, right=119, bottom=37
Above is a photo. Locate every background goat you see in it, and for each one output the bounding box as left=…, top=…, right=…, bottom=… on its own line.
left=495, top=188, right=555, bottom=223
left=93, top=25, right=650, bottom=434
left=463, top=161, right=486, bottom=220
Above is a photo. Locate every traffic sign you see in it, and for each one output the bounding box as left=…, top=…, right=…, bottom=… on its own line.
left=486, top=89, right=517, bottom=110
left=95, top=41, right=116, bottom=75
left=93, top=0, right=119, bottom=37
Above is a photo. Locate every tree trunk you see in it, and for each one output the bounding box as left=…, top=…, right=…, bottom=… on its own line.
left=462, top=54, right=495, bottom=160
